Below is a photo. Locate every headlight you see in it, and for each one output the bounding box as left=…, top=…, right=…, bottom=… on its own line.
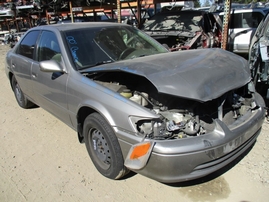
left=129, top=115, right=167, bottom=138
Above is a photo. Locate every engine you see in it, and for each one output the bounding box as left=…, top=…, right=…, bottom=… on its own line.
left=87, top=71, right=256, bottom=140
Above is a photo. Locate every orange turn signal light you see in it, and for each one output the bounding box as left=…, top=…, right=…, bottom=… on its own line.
left=129, top=142, right=151, bottom=159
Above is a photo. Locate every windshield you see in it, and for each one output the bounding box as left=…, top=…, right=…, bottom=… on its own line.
left=141, top=12, right=202, bottom=32
left=63, top=26, right=168, bottom=70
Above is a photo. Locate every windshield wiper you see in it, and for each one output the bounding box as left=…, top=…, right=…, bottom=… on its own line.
left=79, top=60, right=113, bottom=70
left=92, top=60, right=113, bottom=66
left=130, top=54, right=147, bottom=59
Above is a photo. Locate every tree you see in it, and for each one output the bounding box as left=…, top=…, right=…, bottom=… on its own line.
left=194, top=0, right=201, bottom=8
left=203, top=0, right=211, bottom=7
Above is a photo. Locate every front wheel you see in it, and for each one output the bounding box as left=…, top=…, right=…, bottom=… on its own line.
left=11, top=76, right=35, bottom=109
left=83, top=113, right=129, bottom=179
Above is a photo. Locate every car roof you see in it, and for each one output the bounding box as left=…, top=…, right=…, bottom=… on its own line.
left=29, top=22, right=128, bottom=32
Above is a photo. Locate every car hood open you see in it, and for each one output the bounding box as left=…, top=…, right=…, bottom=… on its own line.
left=85, top=48, right=251, bottom=102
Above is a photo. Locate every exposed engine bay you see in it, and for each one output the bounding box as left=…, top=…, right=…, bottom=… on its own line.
left=85, top=71, right=257, bottom=140
left=140, top=10, right=222, bottom=52
left=151, top=31, right=220, bottom=51
left=153, top=33, right=201, bottom=51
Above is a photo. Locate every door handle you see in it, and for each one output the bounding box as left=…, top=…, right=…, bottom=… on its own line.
left=32, top=73, right=37, bottom=78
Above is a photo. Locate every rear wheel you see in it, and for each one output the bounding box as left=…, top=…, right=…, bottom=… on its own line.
left=83, top=113, right=129, bottom=179
left=11, top=76, right=35, bottom=109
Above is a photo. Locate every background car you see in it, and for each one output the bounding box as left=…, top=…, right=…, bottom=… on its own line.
left=5, top=22, right=266, bottom=183
left=0, top=3, right=15, bottom=17
left=218, top=8, right=269, bottom=58
left=139, top=8, right=222, bottom=51
left=249, top=11, right=269, bottom=106
left=0, top=30, right=10, bottom=44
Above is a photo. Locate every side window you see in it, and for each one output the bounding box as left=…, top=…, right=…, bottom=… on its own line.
left=37, top=31, right=61, bottom=62
left=242, top=13, right=252, bottom=28
left=242, top=12, right=264, bottom=29
left=230, top=13, right=243, bottom=29
left=16, top=30, right=39, bottom=59
left=251, top=12, right=265, bottom=28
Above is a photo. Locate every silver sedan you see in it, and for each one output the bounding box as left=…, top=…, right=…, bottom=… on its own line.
left=5, top=22, right=266, bottom=183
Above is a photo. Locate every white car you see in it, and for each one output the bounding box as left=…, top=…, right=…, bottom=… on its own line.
left=0, top=5, right=15, bottom=17
left=219, top=8, right=269, bottom=56
left=0, top=31, right=10, bottom=44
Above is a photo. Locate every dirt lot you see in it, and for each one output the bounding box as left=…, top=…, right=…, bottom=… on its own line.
left=1, top=44, right=269, bottom=202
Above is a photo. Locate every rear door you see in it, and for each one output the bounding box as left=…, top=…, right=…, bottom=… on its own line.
left=10, top=30, right=40, bottom=101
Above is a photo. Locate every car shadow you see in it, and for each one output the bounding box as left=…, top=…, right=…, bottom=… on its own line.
left=28, top=104, right=39, bottom=109
left=120, top=170, right=138, bottom=180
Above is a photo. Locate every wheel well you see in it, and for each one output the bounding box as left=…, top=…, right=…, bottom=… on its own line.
left=77, top=106, right=97, bottom=143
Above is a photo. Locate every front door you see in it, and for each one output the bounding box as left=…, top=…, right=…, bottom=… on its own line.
left=31, top=30, right=71, bottom=125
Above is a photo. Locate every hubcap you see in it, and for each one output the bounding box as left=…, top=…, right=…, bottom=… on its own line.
left=90, top=129, right=111, bottom=169
left=15, top=84, right=22, bottom=103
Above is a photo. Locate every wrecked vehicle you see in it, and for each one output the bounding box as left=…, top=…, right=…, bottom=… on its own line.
left=139, top=8, right=222, bottom=51
left=219, top=7, right=269, bottom=58
left=249, top=11, right=269, bottom=103
left=5, top=22, right=266, bottom=183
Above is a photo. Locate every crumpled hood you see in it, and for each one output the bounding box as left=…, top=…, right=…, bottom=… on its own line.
left=86, top=48, right=251, bottom=102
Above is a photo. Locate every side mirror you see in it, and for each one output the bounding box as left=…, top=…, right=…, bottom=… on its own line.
left=40, top=59, right=65, bottom=73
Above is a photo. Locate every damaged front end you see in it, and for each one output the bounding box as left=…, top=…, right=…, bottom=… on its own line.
left=84, top=70, right=265, bottom=172
left=128, top=82, right=260, bottom=141
left=124, top=82, right=264, bottom=170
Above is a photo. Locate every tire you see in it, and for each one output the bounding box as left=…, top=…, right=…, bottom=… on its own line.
left=83, top=113, right=129, bottom=179
left=11, top=76, right=35, bottom=109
